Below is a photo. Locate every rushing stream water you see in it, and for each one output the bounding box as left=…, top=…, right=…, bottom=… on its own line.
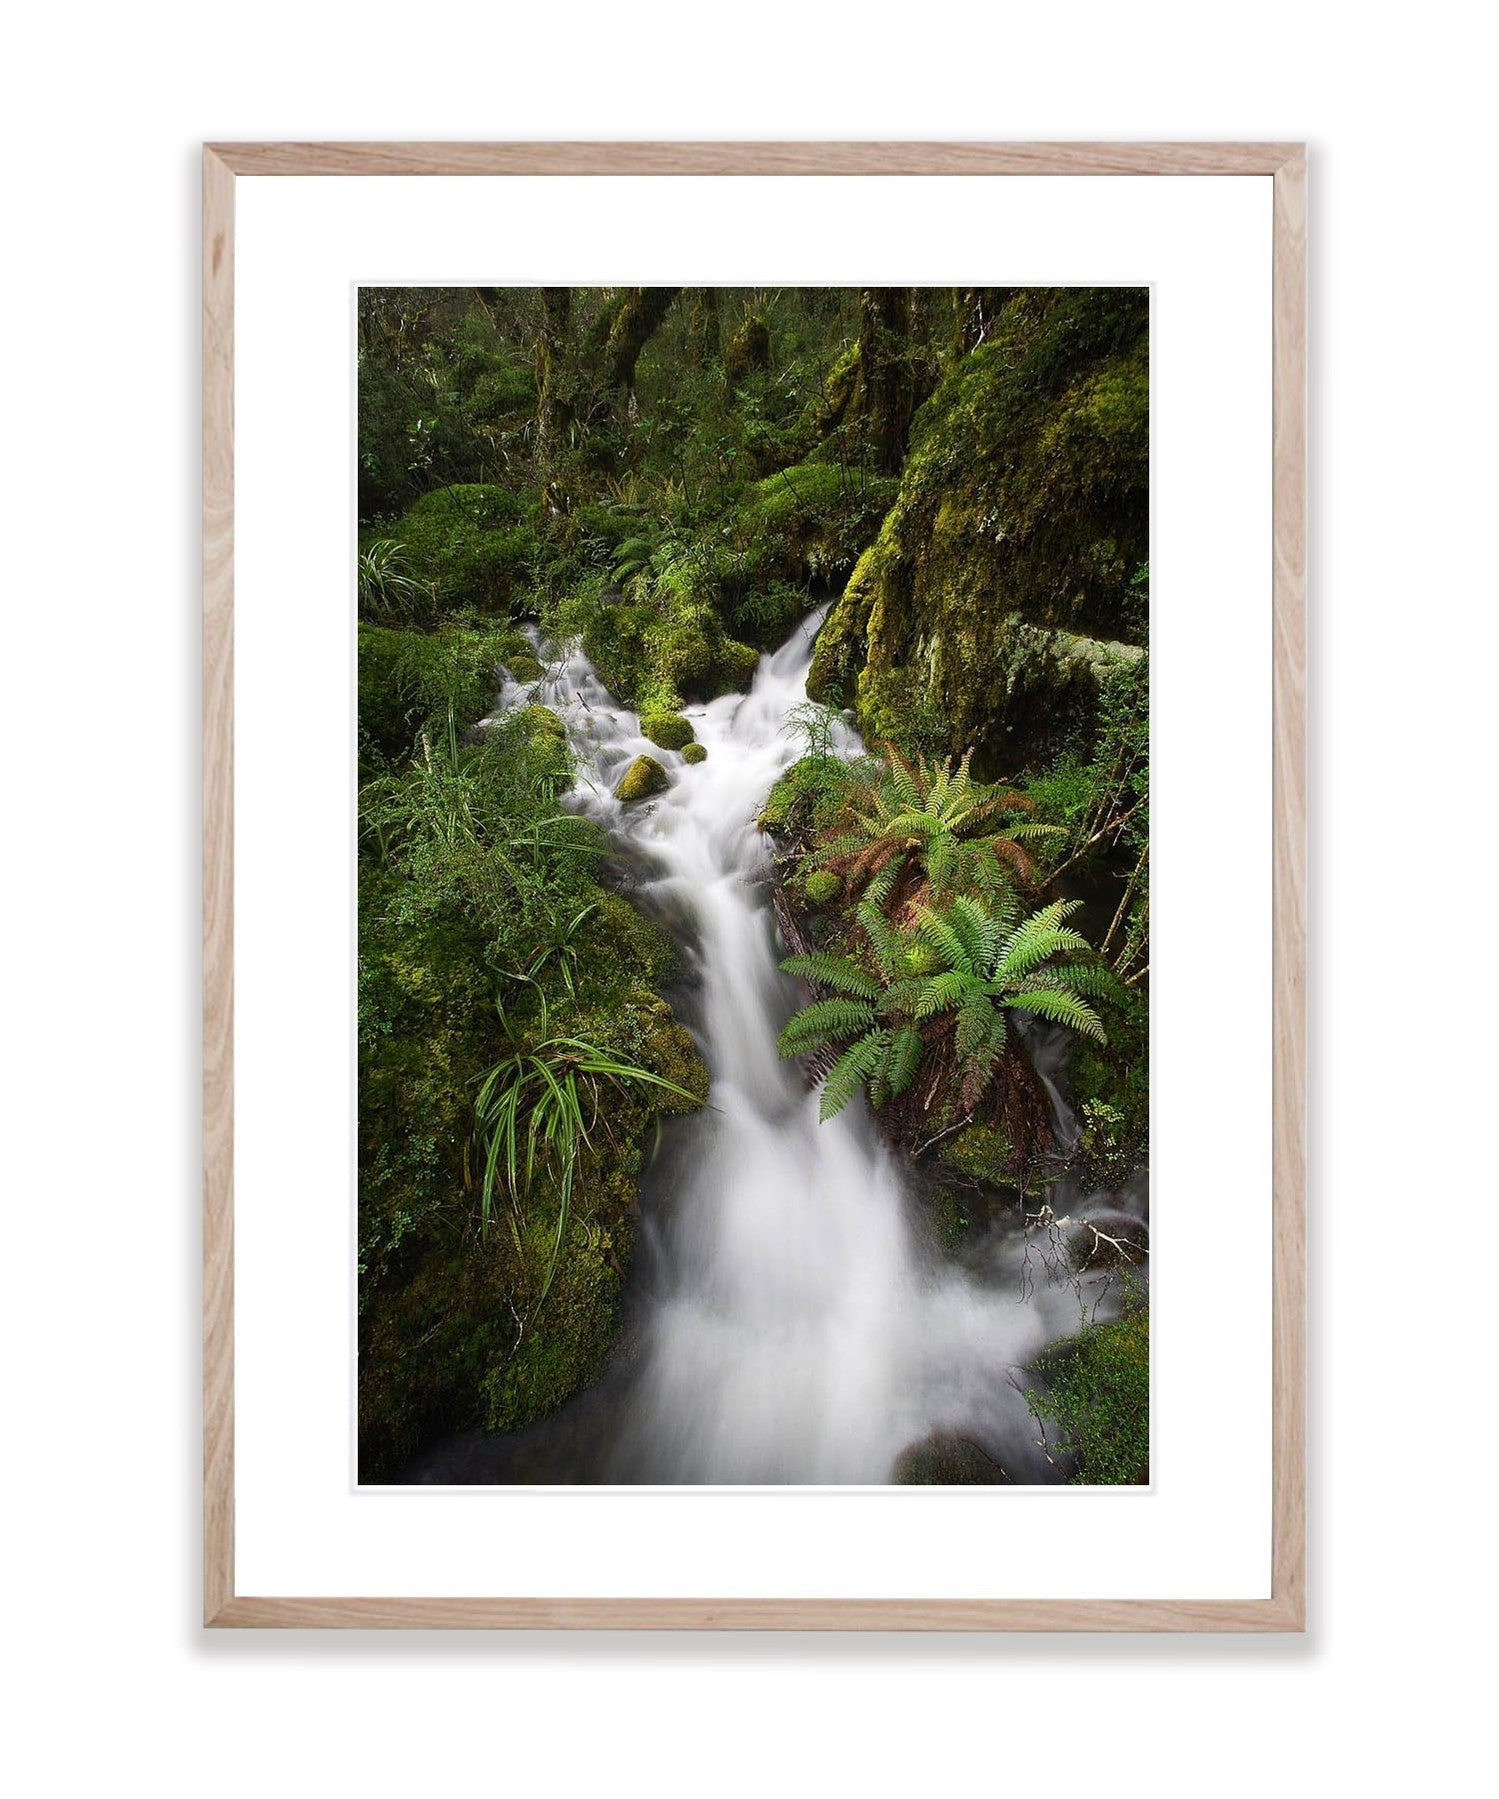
left=408, top=609, right=1146, bottom=1485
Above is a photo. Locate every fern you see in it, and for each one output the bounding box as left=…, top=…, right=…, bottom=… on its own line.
left=779, top=953, right=880, bottom=999
left=819, top=1030, right=893, bottom=1120
left=776, top=996, right=876, bottom=1057
left=1001, top=987, right=1106, bottom=1042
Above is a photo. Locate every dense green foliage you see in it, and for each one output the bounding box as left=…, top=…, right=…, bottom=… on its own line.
left=358, top=639, right=708, bottom=1479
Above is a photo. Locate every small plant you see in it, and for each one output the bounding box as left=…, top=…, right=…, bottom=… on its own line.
left=778, top=893, right=1114, bottom=1128
left=474, top=1000, right=704, bottom=1312
left=813, top=745, right=1060, bottom=917
left=358, top=538, right=424, bottom=625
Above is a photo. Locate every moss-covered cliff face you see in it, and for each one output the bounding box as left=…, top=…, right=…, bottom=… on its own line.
left=808, top=289, right=1148, bottom=771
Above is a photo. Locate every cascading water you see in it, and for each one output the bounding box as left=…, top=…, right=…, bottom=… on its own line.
left=410, top=608, right=1146, bottom=1485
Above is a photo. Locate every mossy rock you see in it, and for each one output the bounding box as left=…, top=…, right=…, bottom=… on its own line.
left=892, top=1430, right=1007, bottom=1485
left=681, top=741, right=708, bottom=765
left=941, top=1124, right=1020, bottom=1190
left=505, top=652, right=543, bottom=683
left=802, top=868, right=841, bottom=904
left=614, top=755, right=668, bottom=803
left=385, top=483, right=539, bottom=615
left=640, top=711, right=695, bottom=751
left=513, top=703, right=567, bottom=743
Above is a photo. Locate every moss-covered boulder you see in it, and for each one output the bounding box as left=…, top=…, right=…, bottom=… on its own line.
left=802, top=868, right=841, bottom=905
left=640, top=711, right=695, bottom=751
left=504, top=651, right=543, bottom=684
left=681, top=741, right=708, bottom=765
left=384, top=483, right=540, bottom=615
left=808, top=289, right=1148, bottom=770
left=941, top=1124, right=1022, bottom=1192
left=893, top=1430, right=1007, bottom=1485
left=614, top=755, right=668, bottom=803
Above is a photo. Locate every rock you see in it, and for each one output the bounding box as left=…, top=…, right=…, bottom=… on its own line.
left=892, top=1429, right=1007, bottom=1485
left=640, top=711, right=695, bottom=751
left=681, top=741, right=708, bottom=765
left=614, top=755, right=668, bottom=803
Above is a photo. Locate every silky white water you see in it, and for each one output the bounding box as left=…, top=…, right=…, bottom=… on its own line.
left=423, top=609, right=1140, bottom=1485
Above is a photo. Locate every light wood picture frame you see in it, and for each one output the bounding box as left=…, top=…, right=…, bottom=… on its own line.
left=203, top=140, right=1306, bottom=1631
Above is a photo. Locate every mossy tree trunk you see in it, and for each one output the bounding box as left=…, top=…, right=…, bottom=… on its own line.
left=687, top=287, right=721, bottom=369
left=603, top=287, right=681, bottom=407
left=856, top=287, right=917, bottom=474
left=952, top=288, right=1014, bottom=358
left=534, top=286, right=572, bottom=471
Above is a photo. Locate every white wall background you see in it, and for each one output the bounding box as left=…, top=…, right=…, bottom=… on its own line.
left=4, top=5, right=1492, bottom=1794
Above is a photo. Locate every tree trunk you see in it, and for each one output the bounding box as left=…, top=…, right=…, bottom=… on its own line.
left=603, top=287, right=680, bottom=395
left=857, top=287, right=914, bottom=473
left=534, top=287, right=571, bottom=468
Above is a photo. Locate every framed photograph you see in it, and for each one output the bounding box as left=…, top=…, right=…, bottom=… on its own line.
left=204, top=141, right=1305, bottom=1629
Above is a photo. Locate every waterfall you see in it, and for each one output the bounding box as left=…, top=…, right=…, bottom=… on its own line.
left=416, top=609, right=1144, bottom=1485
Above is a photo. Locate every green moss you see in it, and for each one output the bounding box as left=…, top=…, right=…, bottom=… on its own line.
left=614, top=755, right=668, bottom=802
left=640, top=711, right=695, bottom=751
left=681, top=741, right=708, bottom=765
left=1027, top=1298, right=1150, bottom=1484
left=358, top=621, right=509, bottom=768
left=802, top=868, right=841, bottom=905
left=505, top=651, right=543, bottom=683
left=386, top=483, right=540, bottom=614
left=513, top=702, right=567, bottom=744
left=809, top=289, right=1148, bottom=770
left=941, top=1124, right=1019, bottom=1189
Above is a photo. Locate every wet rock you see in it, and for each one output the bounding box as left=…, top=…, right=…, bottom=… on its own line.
left=681, top=741, right=708, bottom=765
left=614, top=755, right=668, bottom=803
left=892, top=1430, right=1008, bottom=1485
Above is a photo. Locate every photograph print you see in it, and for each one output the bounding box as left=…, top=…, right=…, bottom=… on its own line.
left=356, top=285, right=1149, bottom=1486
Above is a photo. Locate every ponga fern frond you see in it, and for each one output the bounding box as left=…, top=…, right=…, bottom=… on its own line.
left=779, top=953, right=880, bottom=999
left=776, top=996, right=877, bottom=1058
left=819, top=1030, right=893, bottom=1121
left=1001, top=987, right=1107, bottom=1043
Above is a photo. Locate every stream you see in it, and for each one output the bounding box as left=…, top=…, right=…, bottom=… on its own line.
left=407, top=609, right=1147, bottom=1484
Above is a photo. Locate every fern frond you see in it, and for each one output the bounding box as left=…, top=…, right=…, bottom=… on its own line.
left=994, top=900, right=1086, bottom=982
left=818, top=1030, right=892, bottom=1120
left=911, top=905, right=974, bottom=976
left=954, top=990, right=998, bottom=1060
left=779, top=953, right=880, bottom=999
left=1001, top=988, right=1107, bottom=1043
left=777, top=996, right=877, bottom=1057
left=912, top=969, right=971, bottom=1018
left=885, top=1026, right=924, bottom=1098
left=855, top=898, right=900, bottom=971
